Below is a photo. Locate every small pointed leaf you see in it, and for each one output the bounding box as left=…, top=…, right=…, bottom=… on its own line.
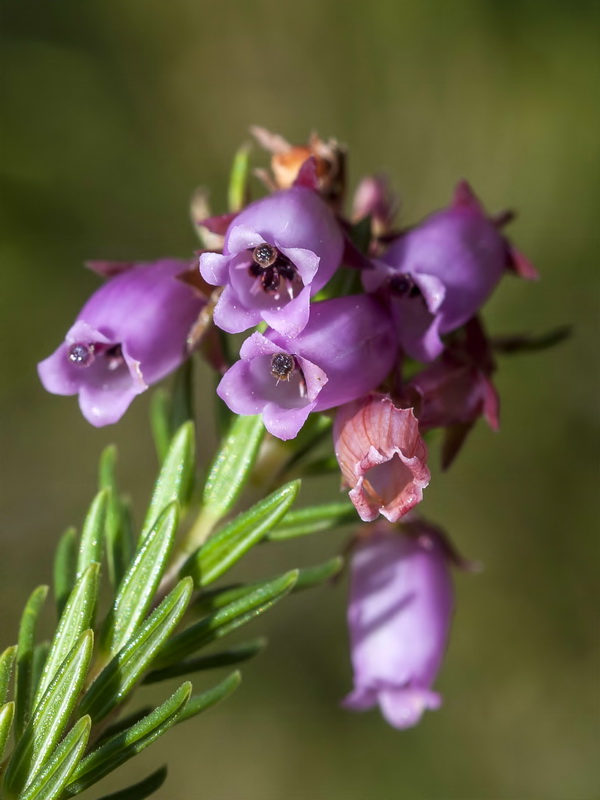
left=76, top=489, right=109, bottom=579
left=150, top=388, right=171, bottom=463
left=0, top=645, right=17, bottom=704
left=201, top=414, right=265, bottom=526
left=99, top=445, right=134, bottom=587
left=101, top=503, right=178, bottom=656
left=141, top=422, right=195, bottom=540
left=5, top=631, right=93, bottom=796
left=65, top=682, right=191, bottom=795
left=79, top=579, right=192, bottom=724
left=36, top=563, right=99, bottom=703
left=228, top=143, right=251, bottom=212
left=144, top=638, right=266, bottom=684
left=177, top=670, right=241, bottom=724
left=15, top=585, right=48, bottom=739
left=53, top=527, right=77, bottom=617
left=20, top=715, right=90, bottom=800
left=31, top=642, right=50, bottom=702
left=294, top=556, right=344, bottom=591
left=94, top=766, right=168, bottom=800
left=182, top=481, right=299, bottom=587
left=266, top=501, right=357, bottom=541
left=0, top=701, right=14, bottom=762
left=153, top=570, right=297, bottom=669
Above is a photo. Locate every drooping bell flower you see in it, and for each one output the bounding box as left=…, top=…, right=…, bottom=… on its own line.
left=334, top=394, right=430, bottom=522
left=217, top=296, right=397, bottom=440
left=406, top=316, right=499, bottom=469
left=343, top=521, right=454, bottom=729
left=199, top=186, right=344, bottom=338
left=363, top=181, right=538, bottom=362
left=38, top=259, right=207, bottom=426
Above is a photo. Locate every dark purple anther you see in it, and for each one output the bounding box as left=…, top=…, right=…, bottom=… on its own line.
left=270, top=352, right=295, bottom=381
left=68, top=343, right=94, bottom=366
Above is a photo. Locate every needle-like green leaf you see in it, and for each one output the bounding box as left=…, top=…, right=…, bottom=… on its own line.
left=94, top=766, right=168, bottom=800
left=65, top=683, right=191, bottom=795
left=228, top=143, right=251, bottom=212
left=144, top=638, right=266, bottom=684
left=20, top=715, right=90, bottom=800
left=53, top=527, right=77, bottom=617
left=35, top=564, right=99, bottom=704
left=79, top=579, right=192, bottom=724
left=266, top=501, right=357, bottom=541
left=176, top=670, right=241, bottom=724
left=152, top=570, right=297, bottom=669
left=201, top=414, right=265, bottom=526
left=76, top=489, right=109, bottom=580
left=99, top=445, right=134, bottom=588
left=101, top=503, right=178, bottom=656
left=150, top=388, right=171, bottom=463
left=181, top=481, right=299, bottom=587
left=0, top=644, right=17, bottom=704
left=0, top=701, right=14, bottom=762
left=4, top=630, right=93, bottom=796
left=141, top=422, right=195, bottom=541
left=293, top=556, right=344, bottom=591
left=14, top=585, right=48, bottom=739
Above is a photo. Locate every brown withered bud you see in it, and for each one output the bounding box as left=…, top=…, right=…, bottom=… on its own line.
left=250, top=126, right=347, bottom=212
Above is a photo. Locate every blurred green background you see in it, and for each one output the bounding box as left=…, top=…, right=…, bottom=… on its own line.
left=1, top=0, right=599, bottom=798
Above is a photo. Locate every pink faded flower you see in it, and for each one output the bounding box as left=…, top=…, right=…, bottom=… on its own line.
left=334, top=394, right=430, bottom=522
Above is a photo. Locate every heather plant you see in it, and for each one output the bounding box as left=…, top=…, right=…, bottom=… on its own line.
left=0, top=128, right=565, bottom=798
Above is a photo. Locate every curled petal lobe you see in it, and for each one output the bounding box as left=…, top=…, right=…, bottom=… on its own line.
left=334, top=395, right=430, bottom=523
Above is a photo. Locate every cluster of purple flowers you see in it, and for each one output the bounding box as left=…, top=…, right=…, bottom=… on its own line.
left=38, top=129, right=538, bottom=730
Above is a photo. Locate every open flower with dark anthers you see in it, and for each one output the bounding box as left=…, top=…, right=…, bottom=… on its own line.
left=38, top=259, right=206, bottom=426
left=199, top=186, right=344, bottom=338
left=334, top=394, right=430, bottom=522
left=363, top=181, right=538, bottom=362
left=217, top=296, right=397, bottom=440
left=343, top=520, right=454, bottom=729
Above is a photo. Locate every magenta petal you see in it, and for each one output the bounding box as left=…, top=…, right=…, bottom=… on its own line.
left=225, top=224, right=265, bottom=255
left=262, top=285, right=311, bottom=337
left=199, top=252, right=231, bottom=285
left=261, top=400, right=315, bottom=440
left=78, top=379, right=141, bottom=427
left=38, top=346, right=82, bottom=396
left=378, top=687, right=442, bottom=729
left=213, top=285, right=262, bottom=334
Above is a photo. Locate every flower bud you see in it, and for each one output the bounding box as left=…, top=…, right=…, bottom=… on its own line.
left=217, top=296, right=397, bottom=440
left=38, top=259, right=206, bottom=426
left=334, top=394, right=430, bottom=522
left=199, top=187, right=344, bottom=338
left=343, top=521, right=454, bottom=729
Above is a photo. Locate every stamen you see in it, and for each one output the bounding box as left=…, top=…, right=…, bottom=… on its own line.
left=253, top=243, right=278, bottom=268
left=68, top=343, right=95, bottom=367
left=389, top=273, right=421, bottom=298
left=270, top=352, right=295, bottom=382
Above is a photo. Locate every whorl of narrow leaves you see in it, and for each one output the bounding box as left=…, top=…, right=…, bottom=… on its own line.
left=1, top=358, right=352, bottom=798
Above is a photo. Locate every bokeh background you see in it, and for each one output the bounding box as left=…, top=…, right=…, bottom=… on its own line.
left=1, top=1, right=599, bottom=798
